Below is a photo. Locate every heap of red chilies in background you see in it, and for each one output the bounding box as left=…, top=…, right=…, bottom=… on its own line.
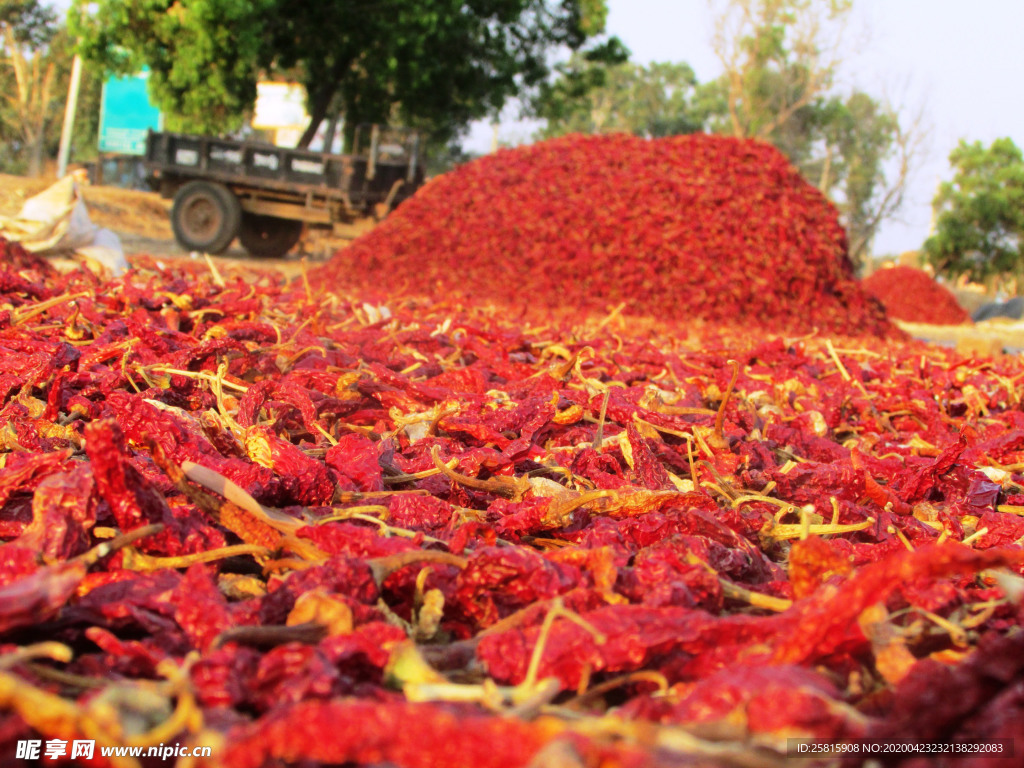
left=861, top=265, right=971, bottom=326
left=1, top=131, right=1023, bottom=768
left=320, top=133, right=895, bottom=338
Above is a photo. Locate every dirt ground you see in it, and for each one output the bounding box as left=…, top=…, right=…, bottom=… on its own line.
left=0, top=173, right=366, bottom=279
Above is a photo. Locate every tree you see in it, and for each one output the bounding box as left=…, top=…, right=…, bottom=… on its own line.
left=923, top=138, right=1024, bottom=283
left=706, top=0, right=920, bottom=268
left=69, top=0, right=270, bottom=137
left=810, top=91, right=924, bottom=264
left=1, top=0, right=59, bottom=175
left=1, top=2, right=102, bottom=176
left=533, top=46, right=717, bottom=139
left=709, top=0, right=849, bottom=145
left=70, top=0, right=610, bottom=149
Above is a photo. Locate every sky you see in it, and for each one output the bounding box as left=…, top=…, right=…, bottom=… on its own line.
left=466, top=0, right=1024, bottom=257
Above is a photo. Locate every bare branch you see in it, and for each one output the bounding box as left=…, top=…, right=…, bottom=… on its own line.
left=708, top=0, right=850, bottom=140
left=847, top=102, right=930, bottom=263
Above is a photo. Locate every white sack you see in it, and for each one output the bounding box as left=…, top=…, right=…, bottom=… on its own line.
left=0, top=172, right=129, bottom=276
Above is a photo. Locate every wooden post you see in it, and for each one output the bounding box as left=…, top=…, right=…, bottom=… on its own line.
left=57, top=54, right=84, bottom=179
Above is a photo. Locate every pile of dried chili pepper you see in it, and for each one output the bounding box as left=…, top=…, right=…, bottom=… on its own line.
left=1, top=197, right=1024, bottom=768
left=319, top=133, right=895, bottom=338
left=862, top=264, right=971, bottom=325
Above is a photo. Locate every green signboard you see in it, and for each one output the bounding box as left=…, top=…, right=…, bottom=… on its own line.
left=98, top=70, right=162, bottom=155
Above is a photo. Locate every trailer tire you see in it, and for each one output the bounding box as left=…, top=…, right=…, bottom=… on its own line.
left=238, top=213, right=304, bottom=258
left=171, top=181, right=240, bottom=254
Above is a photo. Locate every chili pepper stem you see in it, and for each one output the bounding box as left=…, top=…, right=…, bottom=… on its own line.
left=210, top=362, right=245, bottom=436
left=592, top=390, right=611, bottom=449
left=76, top=524, right=165, bottom=566
left=0, top=642, right=73, bottom=669
left=712, top=359, right=741, bottom=443
left=203, top=254, right=226, bottom=288
left=562, top=671, right=669, bottom=710
left=366, top=550, right=468, bottom=585
left=213, top=623, right=328, bottom=649
left=760, top=517, right=875, bottom=544
left=121, top=655, right=202, bottom=749
left=313, top=422, right=339, bottom=446
left=961, top=526, right=990, bottom=547
left=0, top=670, right=141, bottom=768
left=910, top=607, right=971, bottom=647
left=719, top=579, right=793, bottom=612
left=181, top=461, right=302, bottom=534
left=825, top=339, right=852, bottom=382
left=25, top=662, right=108, bottom=690
left=383, top=458, right=459, bottom=485
left=11, top=291, right=92, bottom=325
left=522, top=598, right=606, bottom=692
left=430, top=445, right=529, bottom=500
left=691, top=426, right=716, bottom=460
left=317, top=508, right=447, bottom=544
left=121, top=543, right=272, bottom=572
left=140, top=366, right=249, bottom=393
left=316, top=504, right=390, bottom=521
left=546, top=489, right=617, bottom=523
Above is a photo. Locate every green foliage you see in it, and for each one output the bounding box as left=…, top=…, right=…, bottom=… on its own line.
left=711, top=0, right=851, bottom=142
left=422, top=140, right=482, bottom=178
left=70, top=0, right=270, bottom=136
left=70, top=0, right=608, bottom=148
left=267, top=0, right=611, bottom=148
left=792, top=90, right=903, bottom=263
left=0, top=0, right=55, bottom=46
left=534, top=45, right=719, bottom=139
left=923, top=138, right=1024, bottom=282
left=1, top=2, right=99, bottom=175
left=709, top=0, right=858, bottom=169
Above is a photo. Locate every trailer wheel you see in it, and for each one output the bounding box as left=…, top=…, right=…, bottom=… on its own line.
left=171, top=181, right=240, bottom=254
left=238, top=213, right=304, bottom=258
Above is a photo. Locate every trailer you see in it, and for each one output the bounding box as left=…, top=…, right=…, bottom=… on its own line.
left=143, top=126, right=423, bottom=258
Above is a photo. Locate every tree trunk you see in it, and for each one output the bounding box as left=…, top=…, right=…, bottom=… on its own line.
left=848, top=232, right=869, bottom=272
left=26, top=133, right=45, bottom=177
left=4, top=26, right=58, bottom=177
left=818, top=144, right=833, bottom=193
left=298, top=78, right=340, bottom=148
left=298, top=114, right=324, bottom=149
left=322, top=113, right=341, bottom=153
left=342, top=111, right=367, bottom=156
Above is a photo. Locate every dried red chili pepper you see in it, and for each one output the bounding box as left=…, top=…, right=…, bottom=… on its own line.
left=16, top=463, right=95, bottom=562
left=862, top=265, right=970, bottom=325
left=316, top=134, right=895, bottom=337
left=325, top=433, right=384, bottom=492
left=6, top=223, right=1024, bottom=768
